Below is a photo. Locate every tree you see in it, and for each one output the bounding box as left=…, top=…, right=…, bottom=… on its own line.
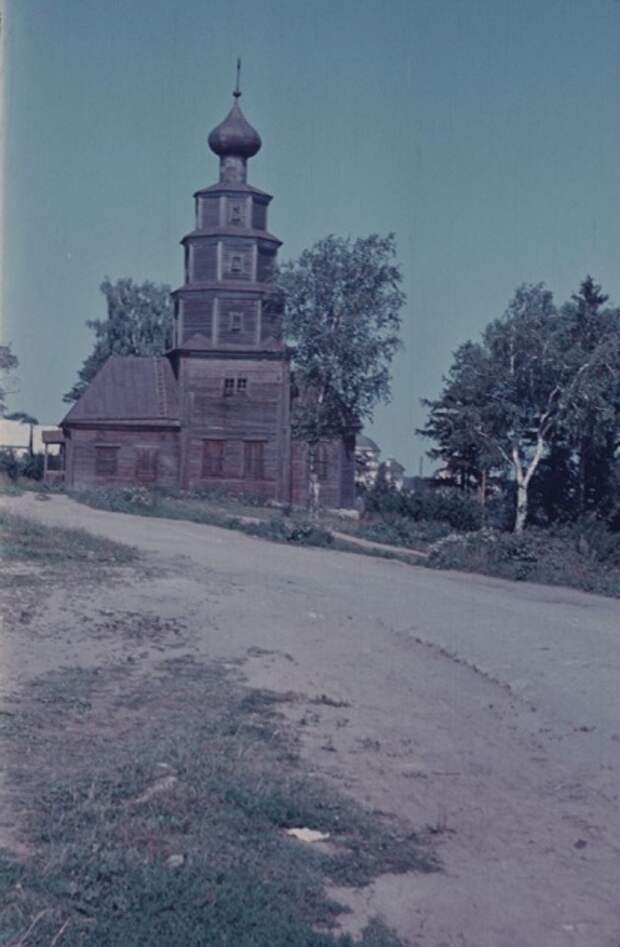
left=418, top=341, right=501, bottom=500
left=0, top=344, right=19, bottom=416
left=421, top=282, right=620, bottom=532
left=422, top=285, right=569, bottom=532
left=555, top=276, right=620, bottom=516
left=64, top=278, right=173, bottom=403
left=278, top=234, right=405, bottom=508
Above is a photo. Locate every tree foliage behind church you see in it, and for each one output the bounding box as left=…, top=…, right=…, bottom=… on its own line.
left=278, top=234, right=405, bottom=443
left=64, top=278, right=173, bottom=403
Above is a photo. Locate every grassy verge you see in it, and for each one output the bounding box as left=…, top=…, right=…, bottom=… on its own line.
left=0, top=656, right=435, bottom=946
left=0, top=510, right=137, bottom=565
left=71, top=487, right=361, bottom=552
left=426, top=526, right=620, bottom=598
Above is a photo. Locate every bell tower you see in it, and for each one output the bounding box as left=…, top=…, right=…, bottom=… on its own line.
left=171, top=66, right=290, bottom=498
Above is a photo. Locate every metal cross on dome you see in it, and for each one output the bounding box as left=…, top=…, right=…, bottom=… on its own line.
left=234, top=58, right=242, bottom=98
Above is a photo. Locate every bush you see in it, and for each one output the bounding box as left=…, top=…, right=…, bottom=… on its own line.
left=0, top=448, right=19, bottom=482
left=426, top=525, right=620, bottom=596
left=355, top=518, right=452, bottom=549
left=428, top=528, right=545, bottom=581
left=365, top=483, right=483, bottom=532
left=74, top=486, right=159, bottom=512
left=245, top=515, right=334, bottom=548
left=19, top=451, right=44, bottom=480
left=571, top=517, right=620, bottom=565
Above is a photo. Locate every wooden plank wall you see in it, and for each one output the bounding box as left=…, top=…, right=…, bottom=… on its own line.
left=180, top=356, right=289, bottom=499
left=65, top=428, right=180, bottom=490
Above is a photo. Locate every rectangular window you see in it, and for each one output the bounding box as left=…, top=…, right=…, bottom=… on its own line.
left=244, top=441, right=265, bottom=479
left=230, top=254, right=243, bottom=274
left=135, top=447, right=158, bottom=482
left=229, top=203, right=243, bottom=225
left=236, top=377, right=247, bottom=394
left=95, top=446, right=119, bottom=476
left=202, top=440, right=225, bottom=477
left=223, top=377, right=235, bottom=397
left=229, top=312, right=243, bottom=334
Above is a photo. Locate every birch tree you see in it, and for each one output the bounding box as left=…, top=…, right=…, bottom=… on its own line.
left=422, top=284, right=596, bottom=532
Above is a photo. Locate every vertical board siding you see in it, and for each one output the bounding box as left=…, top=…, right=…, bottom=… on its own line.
left=198, top=198, right=220, bottom=229
left=191, top=241, right=218, bottom=281
left=68, top=429, right=180, bottom=489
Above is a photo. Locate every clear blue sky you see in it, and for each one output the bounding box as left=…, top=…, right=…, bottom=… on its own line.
left=3, top=0, right=620, bottom=473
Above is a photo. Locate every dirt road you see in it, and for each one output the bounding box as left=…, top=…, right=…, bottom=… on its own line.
left=2, top=493, right=620, bottom=946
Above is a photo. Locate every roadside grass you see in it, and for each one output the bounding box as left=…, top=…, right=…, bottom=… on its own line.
left=72, top=487, right=353, bottom=552
left=0, top=511, right=137, bottom=565
left=427, top=526, right=620, bottom=598
left=0, top=657, right=435, bottom=946
left=323, top=515, right=449, bottom=553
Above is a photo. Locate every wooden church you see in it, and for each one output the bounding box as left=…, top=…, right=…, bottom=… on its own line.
left=60, top=77, right=356, bottom=508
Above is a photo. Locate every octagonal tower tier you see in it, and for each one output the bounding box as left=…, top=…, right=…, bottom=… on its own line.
left=172, top=90, right=283, bottom=356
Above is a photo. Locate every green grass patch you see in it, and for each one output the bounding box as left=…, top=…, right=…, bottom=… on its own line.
left=73, top=487, right=336, bottom=550
left=0, top=657, right=434, bottom=946
left=0, top=511, right=137, bottom=565
left=426, top=526, right=620, bottom=597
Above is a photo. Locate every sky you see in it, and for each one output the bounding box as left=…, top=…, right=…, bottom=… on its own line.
left=2, top=0, right=620, bottom=474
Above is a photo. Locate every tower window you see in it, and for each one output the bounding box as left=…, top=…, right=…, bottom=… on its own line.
left=202, top=440, right=225, bottom=476
left=230, top=254, right=243, bottom=274
left=236, top=377, right=247, bottom=394
left=223, top=377, right=235, bottom=397
left=229, top=312, right=243, bottom=333
left=229, top=203, right=243, bottom=225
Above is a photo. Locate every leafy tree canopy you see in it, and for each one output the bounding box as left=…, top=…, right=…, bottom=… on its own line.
left=278, top=234, right=405, bottom=444
left=64, top=278, right=173, bottom=403
left=419, top=280, right=620, bottom=532
left=0, top=344, right=19, bottom=416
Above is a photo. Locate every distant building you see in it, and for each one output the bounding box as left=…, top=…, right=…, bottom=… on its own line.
left=379, top=457, right=406, bottom=491
left=355, top=435, right=381, bottom=490
left=0, top=418, right=53, bottom=456
left=56, top=77, right=355, bottom=508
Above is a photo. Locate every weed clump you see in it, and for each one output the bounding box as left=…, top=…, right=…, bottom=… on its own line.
left=0, top=512, right=136, bottom=564
left=0, top=658, right=434, bottom=946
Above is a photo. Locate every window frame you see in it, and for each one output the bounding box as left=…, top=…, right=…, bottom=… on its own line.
left=95, top=445, right=119, bottom=477
left=229, top=202, right=243, bottom=226
left=202, top=439, right=225, bottom=477
left=135, top=446, right=158, bottom=482
left=229, top=312, right=243, bottom=334
left=243, top=440, right=265, bottom=480
left=230, top=254, right=243, bottom=275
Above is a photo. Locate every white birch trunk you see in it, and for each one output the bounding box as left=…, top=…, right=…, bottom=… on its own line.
left=512, top=436, right=545, bottom=534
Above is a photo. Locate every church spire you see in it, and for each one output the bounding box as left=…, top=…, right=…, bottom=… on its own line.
left=208, top=62, right=261, bottom=183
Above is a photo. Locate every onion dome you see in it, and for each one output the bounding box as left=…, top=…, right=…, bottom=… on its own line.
left=208, top=99, right=262, bottom=159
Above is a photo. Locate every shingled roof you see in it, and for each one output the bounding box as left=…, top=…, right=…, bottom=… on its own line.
left=62, top=356, right=179, bottom=425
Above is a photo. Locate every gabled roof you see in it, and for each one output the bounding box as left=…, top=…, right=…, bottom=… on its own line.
left=62, top=356, right=179, bottom=425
